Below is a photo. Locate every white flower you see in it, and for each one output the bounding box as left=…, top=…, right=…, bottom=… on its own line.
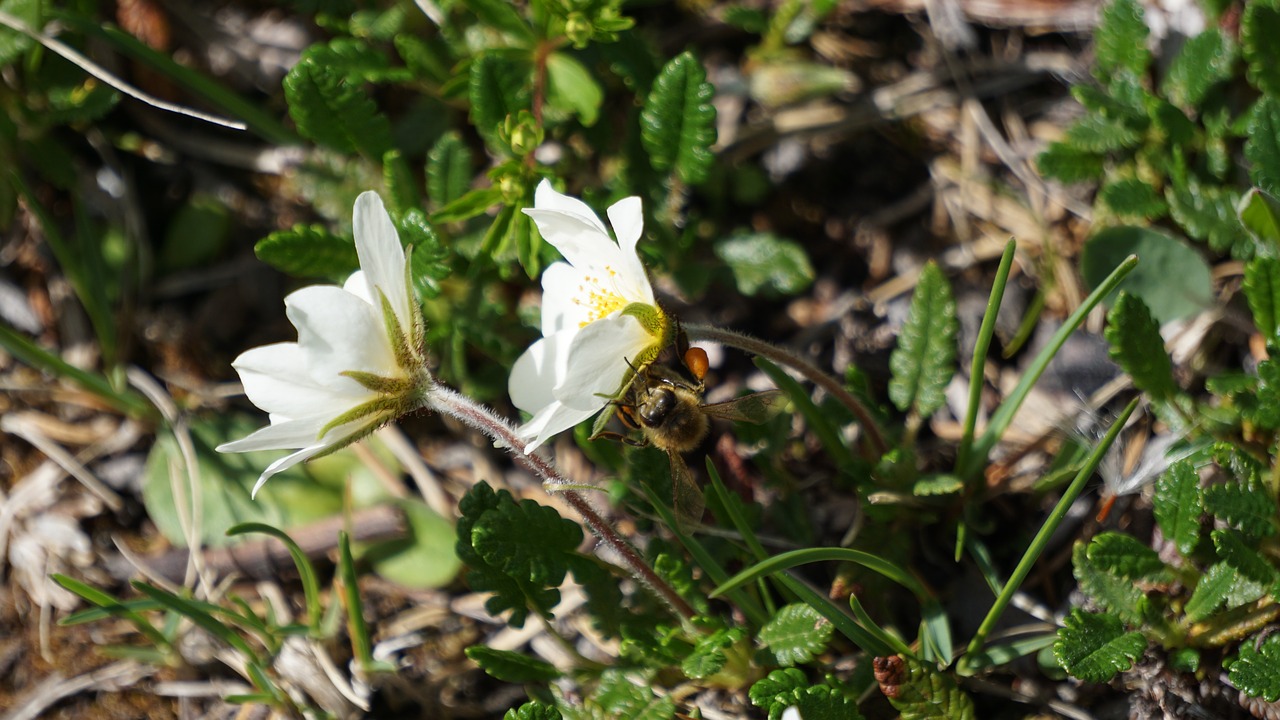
left=218, top=191, right=429, bottom=496
left=508, top=180, right=670, bottom=451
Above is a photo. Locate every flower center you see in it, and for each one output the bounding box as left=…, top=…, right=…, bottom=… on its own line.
left=575, top=266, right=628, bottom=326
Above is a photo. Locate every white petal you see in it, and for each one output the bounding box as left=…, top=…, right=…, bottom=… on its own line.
left=353, top=191, right=412, bottom=334
left=516, top=400, right=597, bottom=453
left=553, top=315, right=653, bottom=410
left=509, top=332, right=572, bottom=414
left=249, top=443, right=328, bottom=498
left=605, top=196, right=653, bottom=302
left=531, top=179, right=608, bottom=236
left=342, top=270, right=373, bottom=305
left=285, top=286, right=399, bottom=381
left=781, top=707, right=802, bottom=720
left=540, top=262, right=594, bottom=335
left=232, top=342, right=371, bottom=419
left=216, top=415, right=332, bottom=453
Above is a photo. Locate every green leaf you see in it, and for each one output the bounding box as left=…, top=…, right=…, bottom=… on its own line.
left=469, top=53, right=532, bottom=148
left=791, top=686, right=865, bottom=720
left=640, top=51, right=717, bottom=184
left=1168, top=179, right=1255, bottom=259
left=1053, top=609, right=1147, bottom=683
left=750, top=668, right=809, bottom=717
left=1094, top=0, right=1149, bottom=79
left=0, top=0, right=39, bottom=67
left=432, top=187, right=504, bottom=224
left=1152, top=460, right=1202, bottom=556
left=682, top=627, right=744, bottom=679
left=1247, top=97, right=1280, bottom=198
left=461, top=0, right=535, bottom=43
left=592, top=670, right=677, bottom=720
left=1099, top=178, right=1167, bottom=219
left=1081, top=226, right=1213, bottom=324
left=875, top=654, right=977, bottom=719
left=1229, top=633, right=1280, bottom=702
left=1247, top=256, right=1280, bottom=340
left=284, top=57, right=393, bottom=159
left=1203, top=481, right=1278, bottom=538
left=888, top=262, right=958, bottom=418
left=254, top=224, right=358, bottom=280
left=1243, top=1, right=1280, bottom=97
left=1036, top=142, right=1105, bottom=183
left=303, top=37, right=412, bottom=84
left=1085, top=532, right=1170, bottom=581
left=1064, top=114, right=1143, bottom=153
left=465, top=646, right=560, bottom=682
left=1072, top=541, right=1146, bottom=624
left=1240, top=189, right=1280, bottom=250
left=42, top=79, right=120, bottom=126
left=1163, top=28, right=1236, bottom=108
left=759, top=604, right=835, bottom=667
left=1255, top=360, right=1280, bottom=429
left=363, top=498, right=461, bottom=589
left=504, top=702, right=562, bottom=720
left=398, top=208, right=452, bottom=299
left=545, top=52, right=603, bottom=126
left=713, top=231, right=814, bottom=296
left=1213, top=528, right=1280, bottom=592
left=471, top=498, right=582, bottom=587
left=426, top=131, right=474, bottom=209
left=394, top=34, right=451, bottom=85
left=1104, top=292, right=1177, bottom=401
left=1184, top=561, right=1235, bottom=622
left=382, top=149, right=417, bottom=216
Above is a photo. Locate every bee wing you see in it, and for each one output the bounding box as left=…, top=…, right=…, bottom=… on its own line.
left=668, top=450, right=705, bottom=530
left=700, top=389, right=787, bottom=425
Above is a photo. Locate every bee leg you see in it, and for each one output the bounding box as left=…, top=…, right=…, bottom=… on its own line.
left=592, top=430, right=649, bottom=447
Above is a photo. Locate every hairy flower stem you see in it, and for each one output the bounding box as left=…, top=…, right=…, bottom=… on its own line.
left=425, top=383, right=697, bottom=621
left=685, top=323, right=888, bottom=457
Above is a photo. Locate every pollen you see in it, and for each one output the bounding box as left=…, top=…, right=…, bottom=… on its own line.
left=574, top=266, right=628, bottom=326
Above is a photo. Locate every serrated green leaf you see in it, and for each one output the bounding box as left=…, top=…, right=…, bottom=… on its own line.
left=1244, top=1, right=1280, bottom=97
left=1065, top=114, right=1143, bottom=153
left=1072, top=541, right=1147, bottom=624
left=254, top=224, right=358, bottom=279
left=713, top=232, right=814, bottom=296
left=682, top=627, right=742, bottom=678
left=912, top=475, right=963, bottom=496
left=303, top=38, right=411, bottom=84
left=1099, top=178, right=1167, bottom=219
left=1150, top=99, right=1195, bottom=146
left=1072, top=80, right=1147, bottom=125
left=284, top=58, right=393, bottom=159
left=1247, top=97, right=1280, bottom=198
left=1246, top=256, right=1280, bottom=340
left=793, top=685, right=866, bottom=720
left=545, top=52, right=603, bottom=127
left=888, top=262, right=957, bottom=418
left=1085, top=532, right=1170, bottom=581
left=1053, top=609, right=1147, bottom=683
left=750, top=668, right=809, bottom=717
left=470, top=53, right=533, bottom=148
left=1240, top=189, right=1280, bottom=249
left=382, top=150, right=417, bottom=216
left=1163, top=28, right=1236, bottom=108
left=504, top=701, right=562, bottom=720
left=1037, top=142, right=1105, bottom=183
left=593, top=671, right=677, bottom=720
left=1203, top=481, right=1278, bottom=538
left=1095, top=0, right=1150, bottom=79
left=1166, top=181, right=1256, bottom=259
left=876, top=654, right=977, bottom=719
left=1213, top=528, right=1280, bottom=591
left=1104, top=292, right=1177, bottom=401
left=472, top=498, right=582, bottom=586
left=397, top=209, right=451, bottom=299
left=1153, top=460, right=1202, bottom=556
left=640, top=51, right=717, bottom=184
left=465, top=646, right=560, bottom=682
left=394, top=34, right=451, bottom=84
left=1254, top=360, right=1280, bottom=429
left=426, top=132, right=473, bottom=209
left=759, top=604, right=835, bottom=667
left=1185, top=562, right=1235, bottom=622
left=1230, top=633, right=1280, bottom=702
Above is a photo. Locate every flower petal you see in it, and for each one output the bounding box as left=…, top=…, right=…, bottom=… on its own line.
left=509, top=331, right=573, bottom=414
left=605, top=195, right=651, bottom=299
left=285, top=285, right=399, bottom=380
left=516, top=400, right=597, bottom=453
left=539, top=262, right=594, bottom=335
left=232, top=342, right=373, bottom=420
left=353, top=191, right=412, bottom=333
left=553, top=314, right=654, bottom=410
left=530, top=179, right=608, bottom=236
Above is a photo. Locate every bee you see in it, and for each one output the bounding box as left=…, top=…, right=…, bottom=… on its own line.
left=615, top=346, right=786, bottom=528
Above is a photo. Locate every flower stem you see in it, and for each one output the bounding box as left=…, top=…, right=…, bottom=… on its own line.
left=424, top=384, right=697, bottom=621
left=684, top=323, right=888, bottom=457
